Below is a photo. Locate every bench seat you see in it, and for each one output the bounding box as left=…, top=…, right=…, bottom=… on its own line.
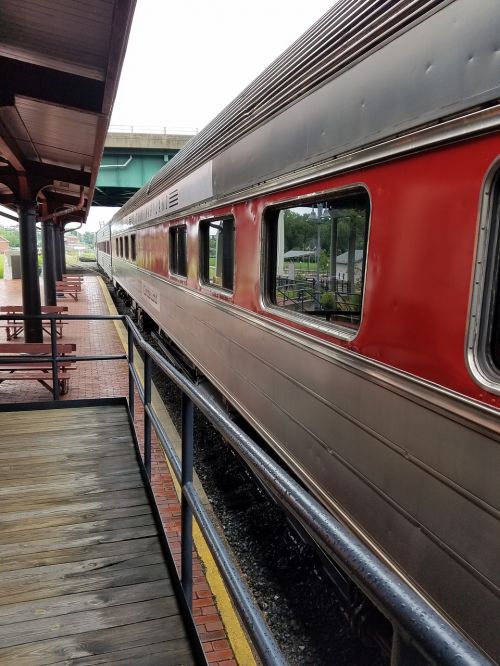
left=0, top=343, right=76, bottom=395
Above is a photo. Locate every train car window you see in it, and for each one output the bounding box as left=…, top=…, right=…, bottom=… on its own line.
left=169, top=225, right=187, bottom=277
left=124, top=236, right=129, bottom=260
left=264, top=188, right=369, bottom=332
left=119, top=237, right=123, bottom=257
left=131, top=234, right=137, bottom=262
left=474, top=170, right=500, bottom=377
left=200, top=218, right=234, bottom=291
left=115, top=238, right=119, bottom=255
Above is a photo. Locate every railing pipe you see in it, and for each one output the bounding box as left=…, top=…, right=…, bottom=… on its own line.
left=127, top=325, right=135, bottom=419
left=49, top=318, right=59, bottom=400
left=181, top=393, right=194, bottom=609
left=143, top=353, right=152, bottom=478
left=184, top=482, right=288, bottom=666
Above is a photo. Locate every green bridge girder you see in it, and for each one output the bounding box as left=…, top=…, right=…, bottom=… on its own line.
left=94, top=133, right=194, bottom=207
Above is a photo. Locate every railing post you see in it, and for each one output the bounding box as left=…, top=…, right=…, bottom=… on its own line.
left=181, top=392, right=194, bottom=610
left=144, top=353, right=152, bottom=478
left=50, top=317, right=60, bottom=400
left=127, top=324, right=135, bottom=419
left=391, top=631, right=429, bottom=666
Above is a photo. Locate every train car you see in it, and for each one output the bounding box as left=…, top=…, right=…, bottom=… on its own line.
left=96, top=223, right=112, bottom=276
left=98, top=1, right=500, bottom=661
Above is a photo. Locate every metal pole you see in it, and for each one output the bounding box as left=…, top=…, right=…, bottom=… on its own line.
left=347, top=218, right=356, bottom=292
left=60, top=228, right=67, bottom=274
left=391, top=631, right=429, bottom=666
left=128, top=325, right=135, bottom=419
left=42, top=221, right=57, bottom=306
left=329, top=212, right=338, bottom=291
left=50, top=318, right=60, bottom=400
left=54, top=225, right=63, bottom=281
left=181, top=392, right=194, bottom=609
left=17, top=201, right=43, bottom=342
left=315, top=203, right=324, bottom=308
left=144, top=353, right=152, bottom=477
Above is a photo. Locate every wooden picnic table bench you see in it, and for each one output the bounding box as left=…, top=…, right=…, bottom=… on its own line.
left=0, top=305, right=69, bottom=340
left=0, top=342, right=76, bottom=395
left=56, top=280, right=82, bottom=301
left=62, top=274, right=84, bottom=283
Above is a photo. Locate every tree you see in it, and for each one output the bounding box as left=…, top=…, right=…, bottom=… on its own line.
left=0, top=226, right=20, bottom=247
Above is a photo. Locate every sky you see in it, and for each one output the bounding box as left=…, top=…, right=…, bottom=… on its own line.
left=86, top=0, right=334, bottom=231
left=0, top=0, right=334, bottom=232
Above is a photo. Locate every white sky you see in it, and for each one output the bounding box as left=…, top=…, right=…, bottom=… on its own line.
left=1, top=0, right=334, bottom=232
left=86, top=0, right=334, bottom=231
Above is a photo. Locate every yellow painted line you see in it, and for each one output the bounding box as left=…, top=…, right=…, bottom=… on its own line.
left=97, top=276, right=256, bottom=666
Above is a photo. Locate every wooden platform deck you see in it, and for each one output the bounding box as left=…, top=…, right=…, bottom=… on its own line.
left=0, top=404, right=196, bottom=666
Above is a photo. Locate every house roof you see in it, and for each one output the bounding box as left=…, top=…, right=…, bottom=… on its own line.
left=336, top=250, right=364, bottom=264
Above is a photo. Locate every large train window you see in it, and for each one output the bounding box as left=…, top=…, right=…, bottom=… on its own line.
left=119, top=237, right=123, bottom=257
left=169, top=224, right=187, bottom=277
left=199, top=217, right=234, bottom=291
left=264, top=187, right=369, bottom=334
left=469, top=168, right=500, bottom=387
left=124, top=236, right=129, bottom=260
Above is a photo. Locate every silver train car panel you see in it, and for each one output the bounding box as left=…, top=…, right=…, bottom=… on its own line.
left=110, top=258, right=500, bottom=660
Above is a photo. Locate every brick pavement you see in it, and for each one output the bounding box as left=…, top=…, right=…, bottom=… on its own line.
left=0, top=275, right=240, bottom=666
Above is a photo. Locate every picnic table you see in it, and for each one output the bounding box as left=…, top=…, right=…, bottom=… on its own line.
left=0, top=342, right=76, bottom=395
left=0, top=305, right=69, bottom=340
left=56, top=279, right=82, bottom=301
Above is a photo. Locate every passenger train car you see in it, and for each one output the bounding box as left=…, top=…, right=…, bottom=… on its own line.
left=97, top=0, right=500, bottom=661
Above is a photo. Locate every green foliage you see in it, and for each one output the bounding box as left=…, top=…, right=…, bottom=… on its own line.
left=0, top=254, right=4, bottom=279
left=320, top=291, right=336, bottom=309
left=0, top=226, right=20, bottom=247
left=283, top=207, right=367, bottom=257
left=77, top=230, right=96, bottom=248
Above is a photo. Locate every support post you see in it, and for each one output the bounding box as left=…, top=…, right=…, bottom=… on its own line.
left=42, top=221, right=57, bottom=306
left=181, top=392, right=194, bottom=609
left=128, top=325, right=135, bottom=419
left=144, top=354, right=152, bottom=477
left=391, top=631, right=429, bottom=666
left=347, top=218, right=356, bottom=292
left=54, top=225, right=63, bottom=281
left=60, top=228, right=67, bottom=274
left=329, top=213, right=338, bottom=291
left=17, top=201, right=43, bottom=342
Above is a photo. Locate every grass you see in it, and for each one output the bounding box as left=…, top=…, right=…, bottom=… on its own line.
left=0, top=254, right=3, bottom=279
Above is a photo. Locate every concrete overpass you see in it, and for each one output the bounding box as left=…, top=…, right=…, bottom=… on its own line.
left=94, top=129, right=195, bottom=206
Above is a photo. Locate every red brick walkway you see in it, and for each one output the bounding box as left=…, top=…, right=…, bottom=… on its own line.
left=0, top=276, right=239, bottom=666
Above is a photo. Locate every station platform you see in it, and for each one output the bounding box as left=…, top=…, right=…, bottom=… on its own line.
left=0, top=275, right=245, bottom=666
left=0, top=403, right=196, bottom=665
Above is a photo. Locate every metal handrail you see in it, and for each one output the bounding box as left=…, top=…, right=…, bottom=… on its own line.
left=108, top=124, right=198, bottom=136
left=0, top=312, right=493, bottom=666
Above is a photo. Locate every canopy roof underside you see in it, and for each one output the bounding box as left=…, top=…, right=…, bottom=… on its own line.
left=0, top=0, right=135, bottom=223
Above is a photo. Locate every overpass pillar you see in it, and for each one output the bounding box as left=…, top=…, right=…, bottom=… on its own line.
left=17, top=201, right=43, bottom=342
left=42, top=221, right=57, bottom=306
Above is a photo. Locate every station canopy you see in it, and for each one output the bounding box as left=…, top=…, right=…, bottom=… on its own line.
left=0, top=0, right=136, bottom=223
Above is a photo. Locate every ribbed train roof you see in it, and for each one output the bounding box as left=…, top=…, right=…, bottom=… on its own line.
left=114, top=0, right=448, bottom=221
